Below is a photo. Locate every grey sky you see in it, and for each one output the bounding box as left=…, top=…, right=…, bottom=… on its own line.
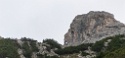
left=0, top=0, right=125, bottom=44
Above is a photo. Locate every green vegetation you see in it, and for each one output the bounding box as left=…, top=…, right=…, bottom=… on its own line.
left=37, top=53, right=59, bottom=58
left=0, top=37, right=60, bottom=58
left=104, top=47, right=125, bottom=58
left=22, top=41, right=32, bottom=58
left=43, top=39, right=61, bottom=49
left=91, top=36, right=113, bottom=52
left=21, top=37, right=39, bottom=58
left=0, top=38, right=20, bottom=58
left=81, top=51, right=89, bottom=56
left=0, top=34, right=125, bottom=58
left=56, top=34, right=125, bottom=58
left=106, top=35, right=125, bottom=52
left=55, top=43, right=92, bottom=55
left=92, top=34, right=125, bottom=58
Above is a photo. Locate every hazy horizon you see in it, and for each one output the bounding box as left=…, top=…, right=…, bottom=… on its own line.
left=0, top=0, right=125, bottom=44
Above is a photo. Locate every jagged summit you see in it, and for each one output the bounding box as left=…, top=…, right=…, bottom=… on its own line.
left=64, top=11, right=125, bottom=46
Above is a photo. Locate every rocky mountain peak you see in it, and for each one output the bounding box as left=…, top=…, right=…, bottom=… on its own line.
left=64, top=11, right=125, bottom=46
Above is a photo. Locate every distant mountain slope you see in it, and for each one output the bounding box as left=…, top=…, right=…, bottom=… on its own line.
left=64, top=11, right=125, bottom=46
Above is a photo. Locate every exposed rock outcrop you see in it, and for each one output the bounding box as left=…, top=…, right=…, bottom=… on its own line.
left=16, top=39, right=59, bottom=58
left=64, top=11, right=125, bottom=46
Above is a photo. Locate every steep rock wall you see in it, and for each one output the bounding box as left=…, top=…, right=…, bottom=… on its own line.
left=64, top=11, right=125, bottom=46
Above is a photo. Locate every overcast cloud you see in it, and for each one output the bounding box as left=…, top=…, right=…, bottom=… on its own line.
left=0, top=0, right=125, bottom=44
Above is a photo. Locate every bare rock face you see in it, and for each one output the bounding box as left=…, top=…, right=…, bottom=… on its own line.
left=64, top=11, right=125, bottom=46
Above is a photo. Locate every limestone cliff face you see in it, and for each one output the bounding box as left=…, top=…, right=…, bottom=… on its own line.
left=64, top=11, right=125, bottom=46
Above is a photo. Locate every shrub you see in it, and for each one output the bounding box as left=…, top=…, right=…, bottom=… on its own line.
left=43, top=39, right=61, bottom=49
left=55, top=43, right=92, bottom=55
left=0, top=39, right=20, bottom=58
